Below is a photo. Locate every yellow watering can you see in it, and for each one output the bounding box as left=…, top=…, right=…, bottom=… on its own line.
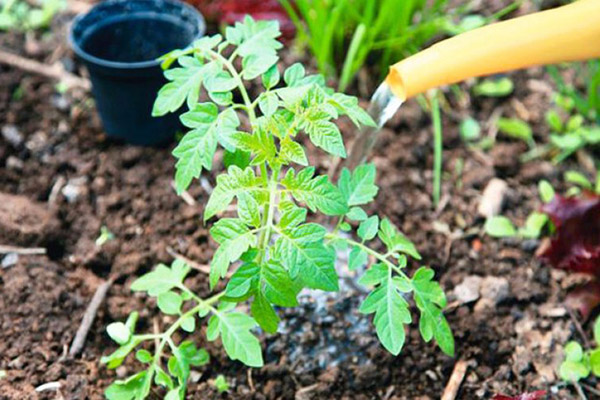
left=348, top=0, right=600, bottom=166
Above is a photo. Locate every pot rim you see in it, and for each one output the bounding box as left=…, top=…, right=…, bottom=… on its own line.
left=68, top=0, right=205, bottom=71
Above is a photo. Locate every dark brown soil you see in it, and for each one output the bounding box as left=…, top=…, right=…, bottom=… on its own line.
left=0, top=6, right=597, bottom=400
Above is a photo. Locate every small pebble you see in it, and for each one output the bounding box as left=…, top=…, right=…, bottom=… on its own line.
left=477, top=178, right=508, bottom=218
left=2, top=125, right=23, bottom=147
left=2, top=253, right=18, bottom=269
left=454, top=276, right=482, bottom=304
left=480, top=276, right=510, bottom=304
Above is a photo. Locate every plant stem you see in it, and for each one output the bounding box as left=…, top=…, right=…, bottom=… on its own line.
left=262, top=166, right=281, bottom=248
left=207, top=49, right=256, bottom=124
left=152, top=291, right=224, bottom=365
left=431, top=91, right=443, bottom=207
left=325, top=233, right=410, bottom=281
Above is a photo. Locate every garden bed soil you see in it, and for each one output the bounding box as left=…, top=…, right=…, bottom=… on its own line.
left=0, top=8, right=596, bottom=400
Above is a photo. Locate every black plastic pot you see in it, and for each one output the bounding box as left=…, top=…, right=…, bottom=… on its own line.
left=69, top=0, right=205, bottom=146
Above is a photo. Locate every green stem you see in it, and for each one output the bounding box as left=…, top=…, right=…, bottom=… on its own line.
left=325, top=233, right=410, bottom=281
left=262, top=166, right=281, bottom=248
left=152, top=291, right=224, bottom=365
left=431, top=92, right=443, bottom=208
left=206, top=49, right=256, bottom=124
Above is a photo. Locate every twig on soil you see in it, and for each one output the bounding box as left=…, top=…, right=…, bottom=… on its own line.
left=165, top=246, right=212, bottom=275
left=170, top=181, right=196, bottom=206
left=567, top=306, right=592, bottom=349
left=69, top=278, right=113, bottom=357
left=580, top=383, right=600, bottom=397
left=35, top=381, right=61, bottom=392
left=574, top=381, right=589, bottom=400
left=0, top=245, right=46, bottom=255
left=441, top=359, right=470, bottom=400
left=0, top=48, right=91, bottom=90
left=247, top=368, right=255, bottom=392
left=48, top=176, right=66, bottom=206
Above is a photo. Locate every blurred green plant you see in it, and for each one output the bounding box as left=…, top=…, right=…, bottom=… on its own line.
left=279, top=0, right=518, bottom=91
left=545, top=61, right=600, bottom=163
left=558, top=317, right=600, bottom=390
left=484, top=168, right=600, bottom=239
left=0, top=0, right=64, bottom=31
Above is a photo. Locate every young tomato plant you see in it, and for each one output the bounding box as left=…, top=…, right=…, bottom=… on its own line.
left=558, top=316, right=600, bottom=392
left=102, top=16, right=454, bottom=399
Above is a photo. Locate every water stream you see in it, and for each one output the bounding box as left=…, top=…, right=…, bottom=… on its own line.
left=346, top=82, right=403, bottom=169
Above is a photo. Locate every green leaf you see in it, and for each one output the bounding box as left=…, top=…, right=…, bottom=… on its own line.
left=459, top=118, right=481, bottom=141
left=226, top=262, right=260, bottom=298
left=157, top=291, right=183, bottom=315
left=473, top=77, right=514, bottom=97
left=154, top=367, right=174, bottom=389
left=559, top=360, right=590, bottom=382
left=278, top=203, right=307, bottom=229
left=204, top=71, right=237, bottom=93
left=545, top=110, right=563, bottom=132
left=497, top=118, right=534, bottom=147
left=358, top=216, right=379, bottom=241
left=518, top=212, right=548, bottom=239
left=261, top=261, right=298, bottom=307
left=283, top=63, right=305, bottom=86
left=225, top=25, right=243, bottom=44
left=209, top=220, right=256, bottom=289
left=135, top=350, right=153, bottom=364
left=280, top=137, right=308, bottom=166
left=173, top=105, right=242, bottom=194
left=231, top=129, right=277, bottom=166
left=346, top=207, right=368, bottom=221
left=412, top=267, right=454, bottom=356
left=358, top=263, right=388, bottom=286
left=181, top=316, right=196, bottom=333
left=338, top=164, right=378, bottom=206
left=348, top=246, right=367, bottom=271
left=258, top=92, right=279, bottom=116
left=273, top=226, right=338, bottom=292
left=262, top=64, right=280, bottom=89
left=107, top=322, right=131, bottom=346
left=590, top=349, right=600, bottom=377
left=378, top=218, right=421, bottom=260
left=242, top=54, right=279, bottom=80
left=594, top=316, right=600, bottom=345
left=304, top=118, right=346, bottom=158
left=566, top=114, right=584, bottom=131
left=327, top=92, right=376, bottom=127
left=105, top=371, right=149, bottom=400
left=281, top=167, right=348, bottom=216
left=131, top=262, right=190, bottom=296
left=564, top=341, right=584, bottom=362
left=237, top=193, right=261, bottom=227
left=205, top=166, right=267, bottom=220
left=484, top=216, right=517, bottom=238
left=360, top=272, right=411, bottom=355
left=153, top=57, right=206, bottom=116
left=214, top=375, right=230, bottom=393
left=223, top=149, right=251, bottom=169
left=251, top=291, right=280, bottom=333
left=101, top=338, right=142, bottom=369
left=210, top=312, right=264, bottom=367
left=235, top=16, right=282, bottom=58
left=538, top=180, right=555, bottom=203
left=565, top=170, right=593, bottom=190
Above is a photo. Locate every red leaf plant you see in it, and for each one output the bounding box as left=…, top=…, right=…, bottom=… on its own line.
left=491, top=390, right=547, bottom=400
left=538, top=193, right=600, bottom=319
left=186, top=0, right=295, bottom=40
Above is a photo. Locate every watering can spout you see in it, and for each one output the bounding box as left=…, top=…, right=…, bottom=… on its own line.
left=385, top=0, right=600, bottom=100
